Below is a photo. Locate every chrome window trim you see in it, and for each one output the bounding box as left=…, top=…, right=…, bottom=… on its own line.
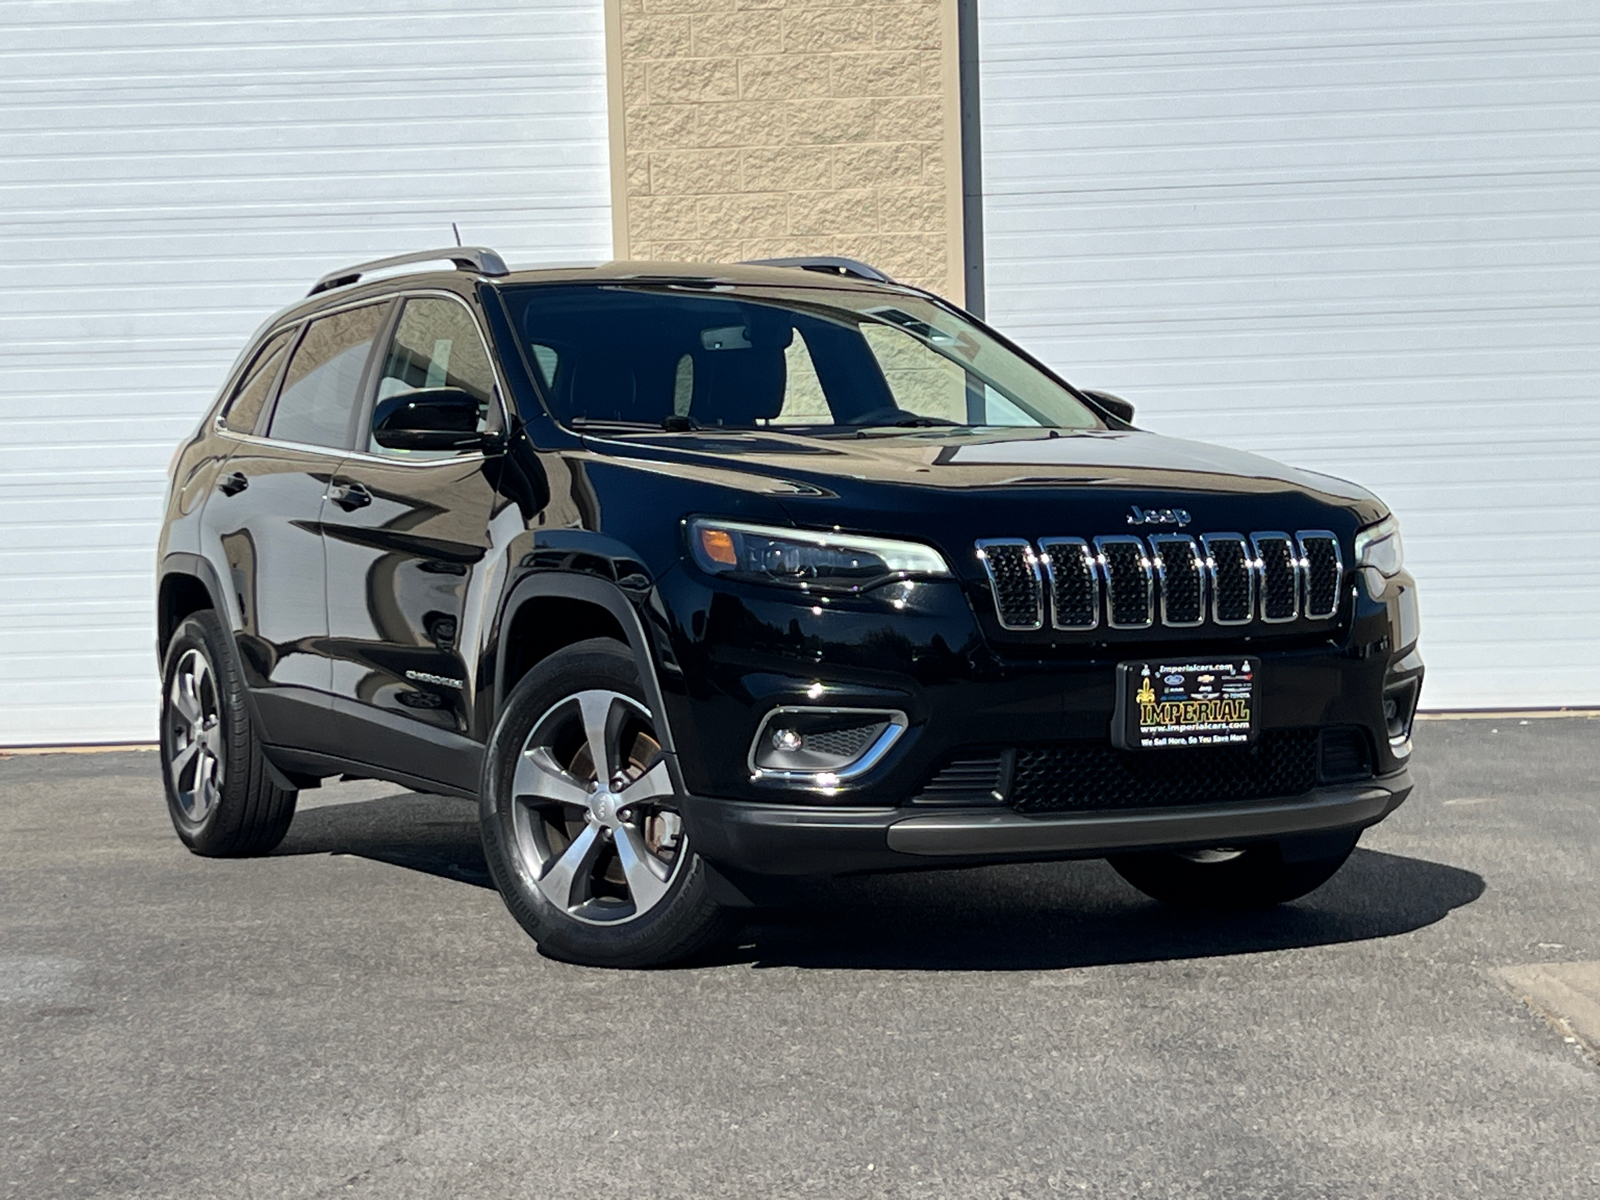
left=975, top=538, right=1045, bottom=631
left=1295, top=529, right=1344, bottom=620
left=1037, top=536, right=1099, bottom=631
left=1251, top=531, right=1301, bottom=623
left=1148, top=533, right=1206, bottom=629
left=213, top=288, right=510, bottom=468
left=1092, top=535, right=1154, bottom=630
left=747, top=706, right=909, bottom=787
left=361, top=288, right=512, bottom=462
left=1200, top=533, right=1255, bottom=627
left=214, top=426, right=489, bottom=469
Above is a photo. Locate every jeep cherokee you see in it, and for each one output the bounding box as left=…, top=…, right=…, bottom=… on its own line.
left=156, top=248, right=1422, bottom=966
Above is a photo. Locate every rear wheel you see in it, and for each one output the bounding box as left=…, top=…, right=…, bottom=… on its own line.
left=1108, top=832, right=1359, bottom=909
left=479, top=639, right=732, bottom=967
left=160, top=610, right=297, bottom=856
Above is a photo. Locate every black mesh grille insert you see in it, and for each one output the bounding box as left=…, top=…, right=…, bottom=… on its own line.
left=1300, top=534, right=1341, bottom=619
left=803, top=724, right=881, bottom=759
left=979, top=541, right=1041, bottom=629
left=1041, top=538, right=1098, bottom=629
left=1254, top=535, right=1299, bottom=621
left=1151, top=536, right=1204, bottom=626
left=1206, top=536, right=1253, bottom=624
left=1009, top=728, right=1322, bottom=813
left=1096, top=538, right=1152, bottom=627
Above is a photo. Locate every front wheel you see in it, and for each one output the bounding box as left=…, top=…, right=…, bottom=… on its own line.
left=479, top=639, right=733, bottom=967
left=1108, top=832, right=1359, bottom=909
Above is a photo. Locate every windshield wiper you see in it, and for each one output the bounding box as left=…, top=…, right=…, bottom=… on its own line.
left=853, top=415, right=963, bottom=431
left=660, top=414, right=702, bottom=432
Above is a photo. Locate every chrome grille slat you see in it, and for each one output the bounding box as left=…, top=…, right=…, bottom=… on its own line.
left=975, top=529, right=1345, bottom=632
left=975, top=538, right=1043, bottom=630
left=1093, top=536, right=1154, bottom=629
left=1252, top=532, right=1300, bottom=623
left=1297, top=530, right=1342, bottom=620
left=1201, top=533, right=1255, bottom=625
left=1039, top=537, right=1099, bottom=630
left=1149, top=534, right=1205, bottom=628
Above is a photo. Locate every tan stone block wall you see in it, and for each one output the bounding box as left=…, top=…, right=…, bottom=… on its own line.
left=605, top=0, right=965, bottom=302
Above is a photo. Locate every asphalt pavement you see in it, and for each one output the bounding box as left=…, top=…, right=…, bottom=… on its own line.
left=2, top=716, right=1598, bottom=1199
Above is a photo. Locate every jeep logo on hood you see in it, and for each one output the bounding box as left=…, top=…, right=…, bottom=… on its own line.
left=1127, top=505, right=1191, bottom=527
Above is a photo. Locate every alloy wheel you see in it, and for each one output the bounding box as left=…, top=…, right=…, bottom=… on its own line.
left=166, top=648, right=224, bottom=823
left=510, top=689, right=686, bottom=925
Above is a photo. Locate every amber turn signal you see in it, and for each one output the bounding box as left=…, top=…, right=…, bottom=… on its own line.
left=699, top=527, right=738, bottom=565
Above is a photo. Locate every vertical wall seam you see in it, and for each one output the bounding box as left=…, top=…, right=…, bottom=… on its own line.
left=956, top=0, right=985, bottom=317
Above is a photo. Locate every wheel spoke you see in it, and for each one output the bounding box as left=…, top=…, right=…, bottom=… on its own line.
left=616, top=759, right=675, bottom=809
left=169, top=738, right=200, bottom=785
left=535, top=822, right=605, bottom=912
left=172, top=672, right=201, bottom=724
left=613, top=822, right=671, bottom=913
left=576, top=691, right=617, bottom=788
left=193, top=749, right=216, bottom=815
left=513, top=746, right=593, bottom=808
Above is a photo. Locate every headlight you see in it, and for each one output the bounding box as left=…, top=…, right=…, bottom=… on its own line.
left=1355, top=515, right=1404, bottom=594
left=688, top=518, right=951, bottom=594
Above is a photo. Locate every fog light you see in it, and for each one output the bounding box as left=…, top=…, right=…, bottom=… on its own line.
left=749, top=706, right=909, bottom=786
left=1383, top=679, right=1420, bottom=753
left=772, top=727, right=804, bottom=752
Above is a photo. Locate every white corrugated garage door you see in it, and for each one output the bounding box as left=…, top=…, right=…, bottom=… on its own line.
left=0, top=0, right=611, bottom=745
left=979, top=1, right=1600, bottom=709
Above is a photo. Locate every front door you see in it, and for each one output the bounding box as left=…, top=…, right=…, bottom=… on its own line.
left=319, top=294, right=506, bottom=790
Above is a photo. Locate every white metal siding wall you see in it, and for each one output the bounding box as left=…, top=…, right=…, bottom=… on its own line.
left=979, top=1, right=1600, bottom=709
left=0, top=0, right=612, bottom=745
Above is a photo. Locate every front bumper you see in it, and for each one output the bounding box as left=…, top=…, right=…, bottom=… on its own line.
left=685, top=768, right=1412, bottom=876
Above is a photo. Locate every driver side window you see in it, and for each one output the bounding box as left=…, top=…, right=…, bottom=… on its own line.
left=370, top=297, right=496, bottom=456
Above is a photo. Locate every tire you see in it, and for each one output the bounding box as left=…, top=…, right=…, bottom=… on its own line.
left=159, top=610, right=297, bottom=856
left=1108, top=832, right=1360, bottom=909
left=479, top=638, right=734, bottom=968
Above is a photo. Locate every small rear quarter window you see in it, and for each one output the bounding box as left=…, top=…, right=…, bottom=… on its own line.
left=223, top=329, right=294, bottom=434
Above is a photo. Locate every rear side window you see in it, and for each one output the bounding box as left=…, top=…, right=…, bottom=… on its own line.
left=223, top=329, right=293, bottom=434
left=268, top=303, right=389, bottom=449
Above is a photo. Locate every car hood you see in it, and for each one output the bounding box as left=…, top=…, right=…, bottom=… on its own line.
left=579, top=426, right=1385, bottom=526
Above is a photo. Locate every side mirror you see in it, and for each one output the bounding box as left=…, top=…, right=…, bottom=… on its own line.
left=372, top=388, right=488, bottom=451
left=1083, top=389, right=1135, bottom=425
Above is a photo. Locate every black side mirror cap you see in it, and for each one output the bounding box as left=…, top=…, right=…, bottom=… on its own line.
left=1083, top=389, right=1135, bottom=425
left=372, top=387, right=489, bottom=451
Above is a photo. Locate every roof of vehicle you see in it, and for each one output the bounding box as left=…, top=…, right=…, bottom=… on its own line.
left=273, top=248, right=923, bottom=325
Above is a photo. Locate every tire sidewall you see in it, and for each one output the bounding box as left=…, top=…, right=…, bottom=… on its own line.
left=479, top=639, right=724, bottom=967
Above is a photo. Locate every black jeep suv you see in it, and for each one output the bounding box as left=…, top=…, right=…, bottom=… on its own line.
left=157, top=247, right=1422, bottom=966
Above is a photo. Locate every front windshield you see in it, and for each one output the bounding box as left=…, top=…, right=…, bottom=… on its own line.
left=498, top=283, right=1103, bottom=431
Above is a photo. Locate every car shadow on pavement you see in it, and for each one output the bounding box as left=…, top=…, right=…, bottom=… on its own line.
left=275, top=794, right=1485, bottom=972
left=274, top=792, right=494, bottom=889
left=732, top=849, right=1486, bottom=971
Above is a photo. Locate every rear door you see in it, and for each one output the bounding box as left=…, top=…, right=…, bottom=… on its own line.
left=200, top=299, right=390, bottom=750
left=319, top=293, right=507, bottom=789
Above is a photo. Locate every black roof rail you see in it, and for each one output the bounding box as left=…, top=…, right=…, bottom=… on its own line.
left=741, top=255, right=893, bottom=283
left=307, top=246, right=510, bottom=297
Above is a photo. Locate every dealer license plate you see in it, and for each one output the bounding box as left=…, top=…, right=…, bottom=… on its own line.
left=1113, top=658, right=1260, bottom=750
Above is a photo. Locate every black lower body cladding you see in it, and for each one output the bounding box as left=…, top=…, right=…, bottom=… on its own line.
left=683, top=771, right=1412, bottom=878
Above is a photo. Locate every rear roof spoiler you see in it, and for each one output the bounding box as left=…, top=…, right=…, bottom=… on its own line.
left=308, top=246, right=510, bottom=297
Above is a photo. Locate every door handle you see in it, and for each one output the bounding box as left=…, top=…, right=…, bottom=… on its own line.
left=328, top=481, right=372, bottom=511
left=217, top=471, right=248, bottom=496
